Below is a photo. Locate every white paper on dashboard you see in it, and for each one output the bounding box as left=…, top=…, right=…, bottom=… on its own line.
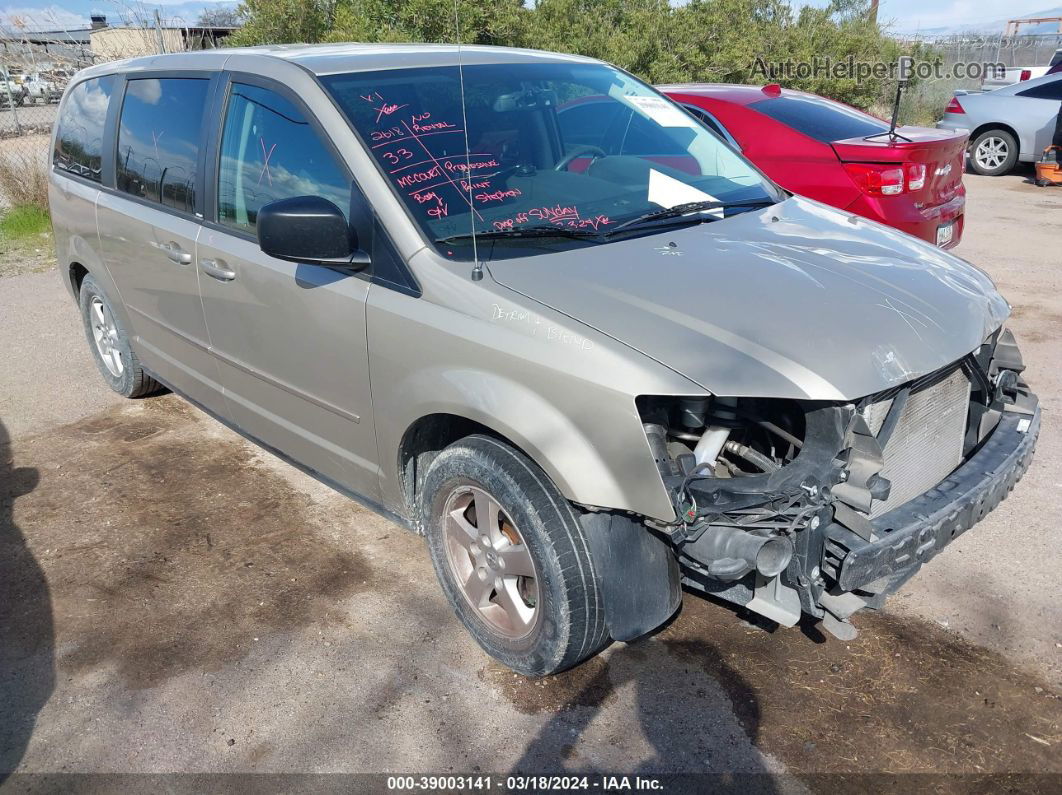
left=626, top=95, right=699, bottom=128
left=647, top=169, right=722, bottom=216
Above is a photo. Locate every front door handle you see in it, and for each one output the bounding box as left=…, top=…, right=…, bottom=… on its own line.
left=200, top=258, right=236, bottom=282
left=160, top=241, right=192, bottom=265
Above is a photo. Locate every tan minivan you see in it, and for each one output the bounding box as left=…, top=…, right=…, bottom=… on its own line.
left=51, top=44, right=1038, bottom=675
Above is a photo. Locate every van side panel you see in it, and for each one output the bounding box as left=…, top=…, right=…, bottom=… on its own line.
left=367, top=253, right=706, bottom=523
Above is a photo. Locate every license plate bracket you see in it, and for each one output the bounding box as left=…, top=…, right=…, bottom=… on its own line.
left=936, top=221, right=955, bottom=246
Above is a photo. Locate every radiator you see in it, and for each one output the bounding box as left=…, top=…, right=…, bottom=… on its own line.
left=860, top=367, right=971, bottom=519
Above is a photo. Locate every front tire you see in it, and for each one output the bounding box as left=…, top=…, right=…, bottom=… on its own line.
left=79, top=274, right=161, bottom=398
left=421, top=435, right=610, bottom=676
left=969, top=129, right=1018, bottom=176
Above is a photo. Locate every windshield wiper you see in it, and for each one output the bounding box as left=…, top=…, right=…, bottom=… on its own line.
left=603, top=198, right=778, bottom=237
left=436, top=226, right=603, bottom=245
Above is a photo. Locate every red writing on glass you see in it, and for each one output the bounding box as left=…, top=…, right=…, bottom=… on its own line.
left=396, top=166, right=441, bottom=188
left=475, top=187, right=522, bottom=204
left=410, top=112, right=456, bottom=133
left=411, top=190, right=449, bottom=219
left=443, top=158, right=499, bottom=174
left=492, top=205, right=611, bottom=231
left=382, top=148, right=414, bottom=166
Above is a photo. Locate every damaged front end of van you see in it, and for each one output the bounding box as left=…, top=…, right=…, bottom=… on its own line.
left=636, top=328, right=1038, bottom=639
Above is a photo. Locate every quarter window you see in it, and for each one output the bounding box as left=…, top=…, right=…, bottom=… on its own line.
left=53, top=75, right=116, bottom=183
left=1017, top=80, right=1062, bottom=100
left=116, top=77, right=209, bottom=213
left=217, top=83, right=349, bottom=233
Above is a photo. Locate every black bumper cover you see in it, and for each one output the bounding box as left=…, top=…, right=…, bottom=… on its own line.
left=822, top=406, right=1040, bottom=593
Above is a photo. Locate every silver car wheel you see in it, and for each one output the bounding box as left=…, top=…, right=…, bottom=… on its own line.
left=442, top=485, right=540, bottom=640
left=90, top=295, right=124, bottom=377
left=974, top=136, right=1009, bottom=171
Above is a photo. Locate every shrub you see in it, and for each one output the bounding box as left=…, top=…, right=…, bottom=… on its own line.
left=0, top=150, right=49, bottom=212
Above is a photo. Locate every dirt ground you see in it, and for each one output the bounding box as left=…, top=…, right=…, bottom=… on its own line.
left=1, top=167, right=1061, bottom=785
left=0, top=229, right=54, bottom=279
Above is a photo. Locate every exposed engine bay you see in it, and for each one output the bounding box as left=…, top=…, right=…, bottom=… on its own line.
left=637, top=328, right=1039, bottom=640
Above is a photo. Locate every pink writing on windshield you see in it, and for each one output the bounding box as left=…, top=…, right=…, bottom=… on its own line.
left=412, top=190, right=449, bottom=219
left=410, top=112, right=456, bottom=133
left=475, top=187, right=522, bottom=204
left=492, top=206, right=611, bottom=231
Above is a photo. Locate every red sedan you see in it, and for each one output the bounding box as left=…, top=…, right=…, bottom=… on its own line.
left=659, top=83, right=968, bottom=249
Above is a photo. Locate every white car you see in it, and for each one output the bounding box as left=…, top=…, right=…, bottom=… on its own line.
left=24, top=74, right=61, bottom=104
left=1, top=76, right=27, bottom=106
left=981, top=65, right=1049, bottom=91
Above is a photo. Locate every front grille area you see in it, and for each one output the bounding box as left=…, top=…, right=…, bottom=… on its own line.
left=860, top=367, right=971, bottom=519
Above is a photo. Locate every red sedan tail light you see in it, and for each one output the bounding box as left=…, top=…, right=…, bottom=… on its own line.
left=907, top=163, right=927, bottom=191
left=944, top=96, right=964, bottom=114
left=843, top=163, right=906, bottom=195
left=843, top=162, right=931, bottom=196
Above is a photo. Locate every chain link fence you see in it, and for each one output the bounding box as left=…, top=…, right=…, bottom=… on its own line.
left=1, top=30, right=94, bottom=208
left=905, top=32, right=1062, bottom=73
left=1, top=17, right=232, bottom=208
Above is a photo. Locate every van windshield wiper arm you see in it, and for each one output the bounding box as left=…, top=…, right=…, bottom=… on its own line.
left=436, top=226, right=603, bottom=245
left=604, top=197, right=778, bottom=237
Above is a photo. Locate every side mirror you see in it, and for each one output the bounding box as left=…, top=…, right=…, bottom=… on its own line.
left=257, top=196, right=369, bottom=268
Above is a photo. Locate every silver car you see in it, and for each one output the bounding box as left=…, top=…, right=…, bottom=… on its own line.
left=50, top=45, right=1039, bottom=675
left=938, top=72, right=1062, bottom=175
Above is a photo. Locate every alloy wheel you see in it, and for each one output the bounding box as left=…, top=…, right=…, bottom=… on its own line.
left=975, top=136, right=1009, bottom=171
left=442, top=485, right=540, bottom=639
left=90, top=296, right=124, bottom=377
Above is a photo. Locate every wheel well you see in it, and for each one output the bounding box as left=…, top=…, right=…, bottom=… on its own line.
left=969, top=122, right=1018, bottom=147
left=69, top=262, right=88, bottom=296
left=398, top=413, right=518, bottom=532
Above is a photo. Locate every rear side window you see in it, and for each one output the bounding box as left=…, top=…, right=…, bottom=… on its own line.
left=620, top=111, right=697, bottom=155
left=53, top=75, right=116, bottom=182
left=749, top=95, right=888, bottom=143
left=117, top=77, right=210, bottom=213
left=682, top=104, right=726, bottom=137
left=558, top=100, right=622, bottom=149
left=1017, top=80, right=1062, bottom=100
left=216, top=82, right=349, bottom=233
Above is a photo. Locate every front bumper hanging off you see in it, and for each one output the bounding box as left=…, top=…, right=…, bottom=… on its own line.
left=823, top=404, right=1039, bottom=593
left=667, top=342, right=1039, bottom=636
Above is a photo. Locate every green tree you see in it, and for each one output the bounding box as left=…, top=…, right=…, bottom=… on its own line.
left=228, top=0, right=335, bottom=45
left=231, top=0, right=925, bottom=114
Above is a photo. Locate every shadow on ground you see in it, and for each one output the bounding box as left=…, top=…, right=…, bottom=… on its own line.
left=5, top=397, right=1062, bottom=781
left=0, top=417, right=53, bottom=779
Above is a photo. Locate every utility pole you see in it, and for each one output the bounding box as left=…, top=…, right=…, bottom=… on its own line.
left=154, top=10, right=167, bottom=54
left=870, top=0, right=879, bottom=25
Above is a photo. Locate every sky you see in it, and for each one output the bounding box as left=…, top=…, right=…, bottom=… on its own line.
left=0, top=0, right=234, bottom=32
left=1, top=0, right=1060, bottom=35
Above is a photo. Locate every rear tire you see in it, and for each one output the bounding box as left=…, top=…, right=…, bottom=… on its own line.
left=421, top=434, right=610, bottom=676
left=969, top=129, right=1018, bottom=176
left=79, top=274, right=161, bottom=398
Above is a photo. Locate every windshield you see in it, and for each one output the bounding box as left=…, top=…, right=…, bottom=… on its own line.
left=321, top=62, right=780, bottom=259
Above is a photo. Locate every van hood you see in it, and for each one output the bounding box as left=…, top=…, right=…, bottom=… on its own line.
left=487, top=196, right=1009, bottom=400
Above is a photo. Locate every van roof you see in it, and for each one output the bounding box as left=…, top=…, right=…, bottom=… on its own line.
left=79, top=43, right=601, bottom=79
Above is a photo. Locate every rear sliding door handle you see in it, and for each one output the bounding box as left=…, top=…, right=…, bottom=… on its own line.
left=160, top=241, right=192, bottom=265
left=200, top=258, right=236, bottom=282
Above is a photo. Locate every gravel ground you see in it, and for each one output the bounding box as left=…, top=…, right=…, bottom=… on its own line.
left=1, top=168, right=1060, bottom=783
